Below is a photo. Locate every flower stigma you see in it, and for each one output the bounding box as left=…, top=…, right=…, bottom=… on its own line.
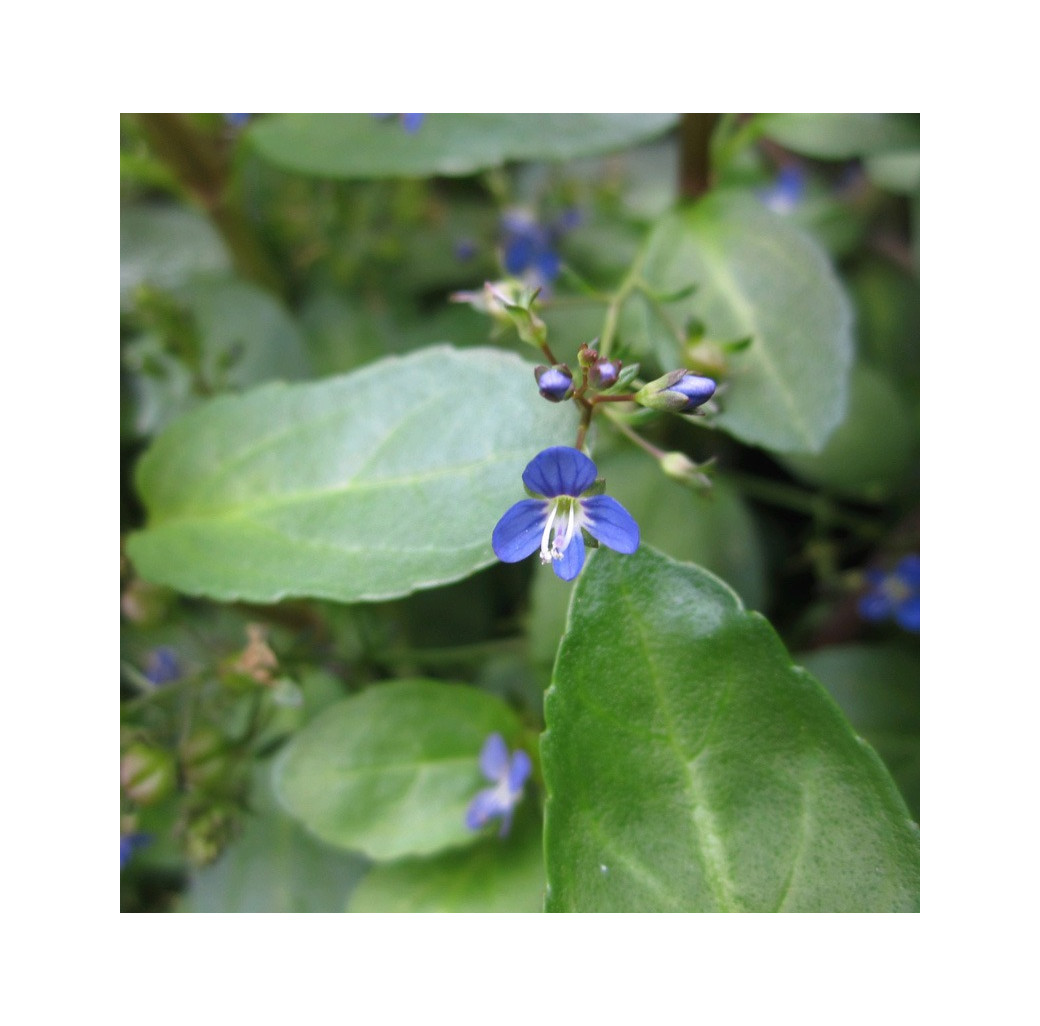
left=540, top=497, right=578, bottom=563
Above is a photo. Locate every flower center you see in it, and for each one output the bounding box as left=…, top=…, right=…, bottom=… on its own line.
left=539, top=497, right=580, bottom=564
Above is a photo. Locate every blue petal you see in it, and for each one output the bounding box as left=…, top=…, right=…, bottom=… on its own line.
left=581, top=495, right=640, bottom=554
left=858, top=592, right=891, bottom=622
left=522, top=446, right=597, bottom=498
left=465, top=787, right=504, bottom=830
left=479, top=733, right=509, bottom=781
left=896, top=554, right=920, bottom=587
left=534, top=247, right=561, bottom=284
left=400, top=113, right=425, bottom=132
left=492, top=500, right=548, bottom=562
left=508, top=749, right=532, bottom=793
left=553, top=532, right=585, bottom=580
left=504, top=234, right=536, bottom=275
left=896, top=595, right=920, bottom=633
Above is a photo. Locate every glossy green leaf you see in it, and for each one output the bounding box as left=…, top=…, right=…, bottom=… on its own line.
left=273, top=680, right=526, bottom=861
left=250, top=114, right=679, bottom=180
left=181, top=765, right=368, bottom=913
left=120, top=204, right=230, bottom=310
left=780, top=363, right=918, bottom=503
left=756, top=113, right=919, bottom=159
left=639, top=193, right=854, bottom=454
left=126, top=346, right=575, bottom=603
left=798, top=645, right=919, bottom=819
left=864, top=150, right=920, bottom=194
left=348, top=805, right=544, bottom=912
left=542, top=546, right=919, bottom=912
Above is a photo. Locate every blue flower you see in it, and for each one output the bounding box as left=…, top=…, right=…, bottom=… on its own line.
left=465, top=734, right=531, bottom=837
left=371, top=113, right=425, bottom=133
left=858, top=555, right=920, bottom=633
left=492, top=447, right=640, bottom=581
left=225, top=113, right=251, bottom=128
left=120, top=833, right=152, bottom=871
left=500, top=210, right=574, bottom=292
left=758, top=166, right=806, bottom=214
left=145, top=646, right=181, bottom=686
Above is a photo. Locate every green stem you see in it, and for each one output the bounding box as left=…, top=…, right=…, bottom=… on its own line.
left=604, top=408, right=666, bottom=461
left=599, top=249, right=648, bottom=360
left=725, top=472, right=881, bottom=534
left=678, top=113, right=720, bottom=199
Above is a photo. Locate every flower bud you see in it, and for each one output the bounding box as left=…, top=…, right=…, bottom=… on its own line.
left=589, top=358, right=621, bottom=389
left=181, top=726, right=230, bottom=792
left=120, top=743, right=176, bottom=806
left=660, top=452, right=713, bottom=490
left=635, top=370, right=717, bottom=413
left=534, top=364, right=574, bottom=402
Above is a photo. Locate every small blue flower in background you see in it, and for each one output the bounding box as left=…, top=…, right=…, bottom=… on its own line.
left=500, top=208, right=581, bottom=293
left=120, top=833, right=152, bottom=871
left=224, top=113, right=251, bottom=128
left=371, top=113, right=425, bottom=133
left=858, top=555, right=920, bottom=633
left=493, top=446, right=639, bottom=581
left=465, top=733, right=532, bottom=837
left=758, top=165, right=806, bottom=214
left=145, top=646, right=181, bottom=686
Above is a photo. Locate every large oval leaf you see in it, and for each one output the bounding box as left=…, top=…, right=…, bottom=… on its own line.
left=273, top=680, right=527, bottom=861
left=126, top=345, right=575, bottom=603
left=755, top=113, right=919, bottom=159
left=542, top=546, right=919, bottom=912
left=249, top=113, right=678, bottom=179
left=348, top=805, right=544, bottom=912
left=639, top=192, right=854, bottom=454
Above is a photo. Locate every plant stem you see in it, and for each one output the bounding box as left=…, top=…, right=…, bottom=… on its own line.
left=725, top=472, right=881, bottom=534
left=678, top=113, right=720, bottom=199
left=135, top=114, right=285, bottom=297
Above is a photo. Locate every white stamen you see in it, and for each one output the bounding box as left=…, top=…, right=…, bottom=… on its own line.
left=539, top=501, right=557, bottom=564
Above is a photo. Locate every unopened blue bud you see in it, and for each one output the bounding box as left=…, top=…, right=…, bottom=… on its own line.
left=667, top=372, right=717, bottom=411
left=636, top=370, right=716, bottom=413
left=534, top=364, right=574, bottom=402
left=590, top=358, right=621, bottom=389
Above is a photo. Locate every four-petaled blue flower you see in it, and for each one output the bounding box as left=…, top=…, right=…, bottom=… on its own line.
left=858, top=554, right=920, bottom=633
left=758, top=166, right=806, bottom=214
left=465, top=733, right=531, bottom=837
left=500, top=210, right=573, bottom=292
left=145, top=646, right=181, bottom=686
left=492, top=447, right=639, bottom=581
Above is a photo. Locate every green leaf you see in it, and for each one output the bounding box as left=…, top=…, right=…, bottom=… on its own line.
left=639, top=193, right=854, bottom=454
left=273, top=680, right=527, bottom=861
left=863, top=149, right=920, bottom=194
left=120, top=204, right=231, bottom=310
left=181, top=764, right=368, bottom=913
left=756, top=113, right=919, bottom=159
left=779, top=363, right=918, bottom=503
left=542, top=546, right=919, bottom=912
left=249, top=114, right=679, bottom=179
left=126, top=345, right=575, bottom=603
left=797, top=645, right=919, bottom=819
left=348, top=804, right=544, bottom=912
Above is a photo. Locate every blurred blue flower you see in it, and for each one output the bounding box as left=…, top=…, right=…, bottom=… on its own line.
left=120, top=833, right=152, bottom=871
left=465, top=734, right=531, bottom=837
left=758, top=166, right=806, bottom=214
left=145, top=646, right=181, bottom=686
left=371, top=113, right=425, bottom=133
left=492, top=446, right=639, bottom=581
left=858, top=555, right=920, bottom=633
left=453, top=238, right=478, bottom=261
left=225, top=113, right=251, bottom=128
left=500, top=208, right=581, bottom=292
